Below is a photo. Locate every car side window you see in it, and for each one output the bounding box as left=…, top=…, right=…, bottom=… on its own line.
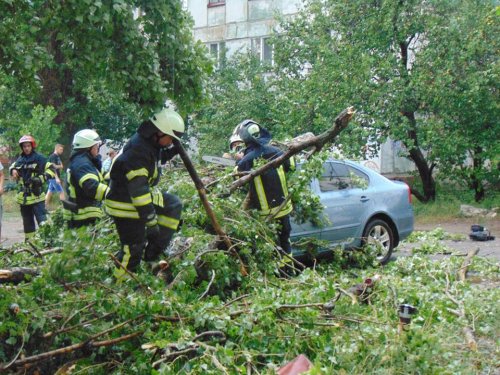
left=319, top=162, right=350, bottom=192
left=347, top=165, right=369, bottom=189
left=319, top=162, right=369, bottom=192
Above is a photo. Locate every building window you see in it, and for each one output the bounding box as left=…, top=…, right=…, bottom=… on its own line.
left=208, top=0, right=225, bottom=6
left=208, top=42, right=225, bottom=68
left=251, top=37, right=274, bottom=65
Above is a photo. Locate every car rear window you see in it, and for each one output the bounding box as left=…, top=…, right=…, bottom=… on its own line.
left=319, top=162, right=369, bottom=192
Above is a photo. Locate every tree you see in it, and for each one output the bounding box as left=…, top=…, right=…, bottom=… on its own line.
left=0, top=0, right=212, bottom=152
left=272, top=0, right=498, bottom=202
left=193, top=53, right=278, bottom=156
left=416, top=5, right=499, bottom=201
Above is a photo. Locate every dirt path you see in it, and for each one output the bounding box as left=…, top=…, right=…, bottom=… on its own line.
left=397, top=216, right=500, bottom=261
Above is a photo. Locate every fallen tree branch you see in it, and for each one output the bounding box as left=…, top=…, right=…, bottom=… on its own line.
left=445, top=274, right=478, bottom=351
left=0, top=267, right=39, bottom=284
left=2, top=315, right=145, bottom=370
left=174, top=139, right=248, bottom=276
left=457, top=247, right=479, bottom=282
left=229, top=106, right=355, bottom=194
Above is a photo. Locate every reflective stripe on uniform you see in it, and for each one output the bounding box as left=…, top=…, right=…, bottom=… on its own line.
left=158, top=215, right=179, bottom=230
left=131, top=192, right=152, bottom=207
left=44, top=162, right=56, bottom=180
left=105, top=199, right=140, bottom=219
left=277, top=166, right=289, bottom=197
left=16, top=192, right=45, bottom=205
left=126, top=168, right=149, bottom=181
left=79, top=173, right=99, bottom=187
left=151, top=190, right=164, bottom=207
left=254, top=175, right=269, bottom=211
left=259, top=199, right=293, bottom=219
left=114, top=245, right=131, bottom=282
left=95, top=183, right=108, bottom=201
left=73, top=206, right=103, bottom=221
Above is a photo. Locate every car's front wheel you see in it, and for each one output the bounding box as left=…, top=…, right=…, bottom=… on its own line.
left=362, top=219, right=394, bottom=265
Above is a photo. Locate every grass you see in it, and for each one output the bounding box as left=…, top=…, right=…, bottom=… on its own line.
left=412, top=188, right=500, bottom=224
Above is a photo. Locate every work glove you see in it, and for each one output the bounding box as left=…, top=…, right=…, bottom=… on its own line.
left=146, top=218, right=160, bottom=243
left=160, top=144, right=179, bottom=164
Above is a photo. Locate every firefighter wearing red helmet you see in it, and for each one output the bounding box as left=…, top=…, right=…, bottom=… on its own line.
left=9, top=135, right=56, bottom=240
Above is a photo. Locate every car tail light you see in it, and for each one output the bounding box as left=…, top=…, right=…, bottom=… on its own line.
left=405, top=183, right=412, bottom=204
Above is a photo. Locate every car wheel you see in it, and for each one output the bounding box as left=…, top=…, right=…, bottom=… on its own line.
left=362, top=219, right=394, bottom=265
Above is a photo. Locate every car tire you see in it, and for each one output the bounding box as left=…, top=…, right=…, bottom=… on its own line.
left=362, top=219, right=394, bottom=265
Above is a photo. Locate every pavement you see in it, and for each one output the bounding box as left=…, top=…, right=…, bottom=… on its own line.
left=1, top=211, right=499, bottom=263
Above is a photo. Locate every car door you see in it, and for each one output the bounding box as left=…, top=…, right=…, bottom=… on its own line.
left=319, top=161, right=371, bottom=245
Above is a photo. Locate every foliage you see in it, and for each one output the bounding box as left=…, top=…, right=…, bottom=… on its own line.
left=1, top=162, right=499, bottom=374
left=0, top=0, right=212, bottom=151
left=416, top=5, right=500, bottom=202
left=194, top=0, right=498, bottom=202
left=192, top=52, right=277, bottom=157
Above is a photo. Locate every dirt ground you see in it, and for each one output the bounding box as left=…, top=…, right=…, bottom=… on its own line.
left=1, top=211, right=499, bottom=263
left=397, top=216, right=500, bottom=262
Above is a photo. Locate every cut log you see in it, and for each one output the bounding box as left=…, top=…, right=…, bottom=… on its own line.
left=0, top=267, right=39, bottom=284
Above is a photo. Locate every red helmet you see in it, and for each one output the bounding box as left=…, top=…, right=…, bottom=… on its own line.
left=18, top=135, right=36, bottom=149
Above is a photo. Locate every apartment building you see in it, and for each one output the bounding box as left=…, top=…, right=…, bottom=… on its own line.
left=185, top=0, right=301, bottom=64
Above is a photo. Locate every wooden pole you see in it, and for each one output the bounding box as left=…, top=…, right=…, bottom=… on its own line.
left=173, top=139, right=248, bottom=276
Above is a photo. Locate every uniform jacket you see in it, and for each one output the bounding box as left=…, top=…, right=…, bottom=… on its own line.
left=65, top=150, right=108, bottom=222
left=9, top=151, right=56, bottom=205
left=105, top=133, right=162, bottom=223
left=236, top=127, right=293, bottom=218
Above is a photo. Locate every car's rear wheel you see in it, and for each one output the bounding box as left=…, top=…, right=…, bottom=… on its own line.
left=362, top=219, right=394, bottom=265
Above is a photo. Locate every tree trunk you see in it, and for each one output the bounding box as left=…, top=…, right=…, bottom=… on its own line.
left=471, top=148, right=485, bottom=202
left=401, top=111, right=436, bottom=202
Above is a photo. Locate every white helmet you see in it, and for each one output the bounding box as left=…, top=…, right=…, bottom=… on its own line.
left=72, top=129, right=101, bottom=149
left=150, top=108, right=185, bottom=140
left=229, top=131, right=243, bottom=150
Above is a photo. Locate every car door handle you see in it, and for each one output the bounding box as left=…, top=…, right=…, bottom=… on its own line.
left=360, top=196, right=370, bottom=202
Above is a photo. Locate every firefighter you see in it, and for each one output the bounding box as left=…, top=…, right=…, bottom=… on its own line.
left=9, top=135, right=56, bottom=240
left=235, top=120, right=294, bottom=254
left=222, top=127, right=245, bottom=161
left=105, top=108, right=184, bottom=282
left=64, top=129, right=109, bottom=229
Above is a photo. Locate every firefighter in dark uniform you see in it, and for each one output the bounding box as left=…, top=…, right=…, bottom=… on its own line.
left=64, top=129, right=109, bottom=228
left=9, top=135, right=56, bottom=240
left=105, top=108, right=184, bottom=282
left=235, top=120, right=294, bottom=254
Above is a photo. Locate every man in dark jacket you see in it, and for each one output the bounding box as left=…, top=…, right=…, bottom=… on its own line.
left=64, top=129, right=109, bottom=228
left=235, top=120, right=294, bottom=254
left=105, top=108, right=184, bottom=282
left=10, top=135, right=56, bottom=240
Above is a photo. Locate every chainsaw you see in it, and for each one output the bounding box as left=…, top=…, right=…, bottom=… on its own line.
left=202, top=155, right=236, bottom=167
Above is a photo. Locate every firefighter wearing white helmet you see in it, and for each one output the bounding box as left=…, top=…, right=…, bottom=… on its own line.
left=65, top=129, right=109, bottom=228
left=106, top=107, right=184, bottom=282
left=9, top=135, right=56, bottom=240
left=72, top=129, right=102, bottom=149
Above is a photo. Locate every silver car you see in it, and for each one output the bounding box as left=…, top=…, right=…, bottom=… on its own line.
left=291, top=159, right=414, bottom=264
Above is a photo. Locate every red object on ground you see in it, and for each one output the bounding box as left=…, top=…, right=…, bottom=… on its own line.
left=277, top=354, right=313, bottom=375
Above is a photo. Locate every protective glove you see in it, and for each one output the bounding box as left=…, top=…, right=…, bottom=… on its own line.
left=160, top=144, right=179, bottom=164
left=146, top=219, right=160, bottom=243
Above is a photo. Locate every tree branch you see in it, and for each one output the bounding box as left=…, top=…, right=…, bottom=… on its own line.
left=229, top=106, right=355, bottom=194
